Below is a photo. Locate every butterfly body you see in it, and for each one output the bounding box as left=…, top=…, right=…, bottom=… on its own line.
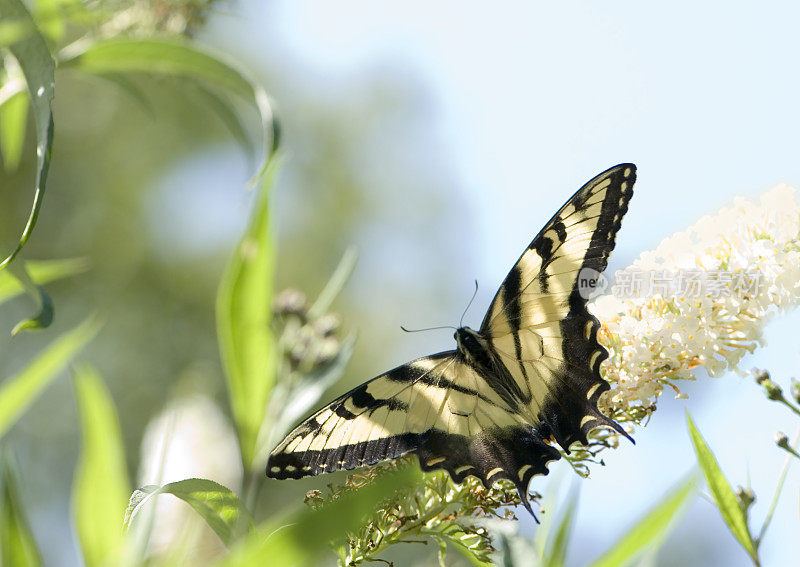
left=267, top=163, right=637, bottom=516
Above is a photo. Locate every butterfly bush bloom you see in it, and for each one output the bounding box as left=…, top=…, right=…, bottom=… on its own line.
left=589, top=185, right=800, bottom=444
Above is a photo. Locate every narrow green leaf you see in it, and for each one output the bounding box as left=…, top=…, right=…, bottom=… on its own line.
left=543, top=487, right=580, bottom=567
left=0, top=87, right=28, bottom=171
left=190, top=82, right=253, bottom=160
left=58, top=37, right=277, bottom=175
left=124, top=478, right=253, bottom=548
left=216, top=465, right=421, bottom=567
left=216, top=162, right=278, bottom=469
left=589, top=475, right=696, bottom=567
left=30, top=0, right=68, bottom=43
left=307, top=246, right=358, bottom=320
left=1, top=458, right=42, bottom=567
left=0, top=0, right=55, bottom=270
left=5, top=259, right=52, bottom=334
left=72, top=364, right=131, bottom=567
left=686, top=412, right=758, bottom=563
left=0, top=316, right=99, bottom=439
left=92, top=73, right=155, bottom=117
left=0, top=257, right=89, bottom=304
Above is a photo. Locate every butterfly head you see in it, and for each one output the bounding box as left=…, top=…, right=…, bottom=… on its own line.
left=454, top=326, right=491, bottom=368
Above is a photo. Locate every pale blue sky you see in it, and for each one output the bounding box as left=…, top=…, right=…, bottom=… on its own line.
left=193, top=2, right=800, bottom=564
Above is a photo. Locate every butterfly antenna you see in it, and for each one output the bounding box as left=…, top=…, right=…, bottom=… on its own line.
left=400, top=324, right=456, bottom=333
left=459, top=280, right=479, bottom=328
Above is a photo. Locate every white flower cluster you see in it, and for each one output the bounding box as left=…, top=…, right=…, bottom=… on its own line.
left=592, top=185, right=800, bottom=424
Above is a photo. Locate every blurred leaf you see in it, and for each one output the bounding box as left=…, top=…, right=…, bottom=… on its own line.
left=31, top=0, right=70, bottom=43
left=72, top=364, right=131, bottom=567
left=216, top=162, right=278, bottom=469
left=0, top=87, right=28, bottom=171
left=0, top=257, right=89, bottom=304
left=1, top=458, right=42, bottom=567
left=124, top=478, right=254, bottom=548
left=307, top=246, right=358, bottom=320
left=58, top=37, right=277, bottom=175
left=589, top=474, right=696, bottom=567
left=543, top=486, right=579, bottom=567
left=93, top=73, right=155, bottom=116
left=487, top=519, right=541, bottom=567
left=686, top=412, right=758, bottom=563
left=216, top=465, right=420, bottom=567
left=0, top=0, right=55, bottom=271
left=191, top=82, right=253, bottom=161
left=0, top=316, right=98, bottom=439
left=5, top=259, right=53, bottom=334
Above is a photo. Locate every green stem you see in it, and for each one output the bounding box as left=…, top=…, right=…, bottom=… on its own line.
left=756, top=426, right=800, bottom=545
left=778, top=398, right=800, bottom=419
left=243, top=466, right=264, bottom=518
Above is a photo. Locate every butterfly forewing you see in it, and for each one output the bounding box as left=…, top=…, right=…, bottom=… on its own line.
left=481, top=163, right=636, bottom=450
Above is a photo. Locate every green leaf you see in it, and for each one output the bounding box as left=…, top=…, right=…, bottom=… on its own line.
left=216, top=465, right=421, bottom=567
left=72, top=364, right=131, bottom=567
left=4, top=259, right=52, bottom=334
left=0, top=257, right=89, bottom=304
left=1, top=457, right=42, bottom=567
left=216, top=163, right=278, bottom=470
left=0, top=316, right=98, bottom=439
left=589, top=474, right=696, bottom=567
left=123, top=478, right=253, bottom=548
left=58, top=37, right=277, bottom=176
left=0, top=87, right=28, bottom=171
left=686, top=412, right=758, bottom=563
left=543, top=487, right=580, bottom=567
left=0, top=0, right=55, bottom=271
left=190, top=82, right=253, bottom=160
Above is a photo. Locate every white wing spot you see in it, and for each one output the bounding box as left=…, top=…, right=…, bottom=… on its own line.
left=517, top=464, right=532, bottom=481
left=624, top=167, right=632, bottom=177
left=580, top=415, right=595, bottom=426
left=285, top=465, right=296, bottom=472
left=486, top=467, right=504, bottom=479
left=618, top=197, right=625, bottom=207
left=270, top=466, right=281, bottom=473
left=586, top=383, right=601, bottom=399
left=621, top=181, right=628, bottom=191
left=583, top=320, right=593, bottom=340
left=455, top=465, right=473, bottom=474
left=589, top=350, right=602, bottom=370
left=426, top=456, right=446, bottom=466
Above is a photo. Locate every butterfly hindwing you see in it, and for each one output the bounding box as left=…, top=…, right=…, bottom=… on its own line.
left=481, top=163, right=636, bottom=451
left=267, top=352, right=561, bottom=513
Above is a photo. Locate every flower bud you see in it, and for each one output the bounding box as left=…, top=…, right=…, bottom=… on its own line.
left=273, top=288, right=308, bottom=318
left=791, top=378, right=800, bottom=405
left=289, top=342, right=308, bottom=365
left=775, top=431, right=789, bottom=449
left=313, top=313, right=341, bottom=337
left=753, top=368, right=770, bottom=385
left=764, top=380, right=783, bottom=401
left=315, top=336, right=341, bottom=365
left=734, top=485, right=755, bottom=512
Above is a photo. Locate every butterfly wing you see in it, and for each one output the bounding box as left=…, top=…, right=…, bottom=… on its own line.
left=267, top=351, right=560, bottom=513
left=480, top=163, right=636, bottom=451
